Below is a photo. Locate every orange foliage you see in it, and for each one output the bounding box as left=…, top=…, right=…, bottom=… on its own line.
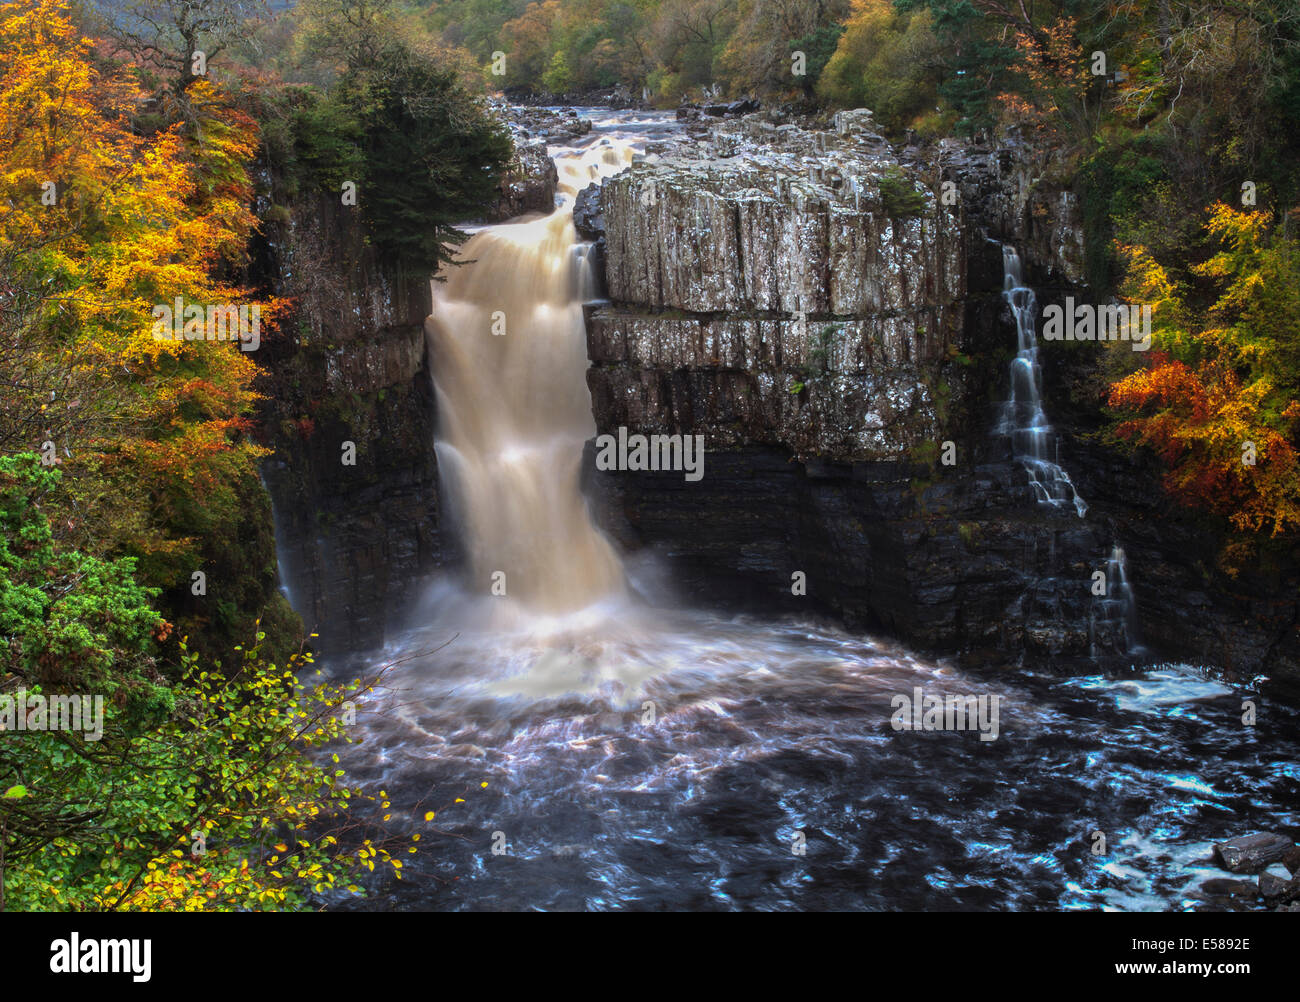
left=0, top=0, right=274, bottom=579
left=1107, top=204, right=1300, bottom=537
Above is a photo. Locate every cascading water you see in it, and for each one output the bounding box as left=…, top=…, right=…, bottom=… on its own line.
left=426, top=137, right=637, bottom=614
left=1091, top=543, right=1141, bottom=657
left=997, top=245, right=1087, bottom=517
left=319, top=113, right=1296, bottom=913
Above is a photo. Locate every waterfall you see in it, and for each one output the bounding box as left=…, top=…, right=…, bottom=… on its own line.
left=997, top=244, right=1087, bottom=517
left=426, top=136, right=637, bottom=614
left=1091, top=543, right=1141, bottom=656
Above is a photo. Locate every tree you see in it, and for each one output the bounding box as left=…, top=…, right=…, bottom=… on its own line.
left=0, top=452, right=419, bottom=911
left=1, top=0, right=284, bottom=660
left=500, top=0, right=560, bottom=88
left=1107, top=204, right=1300, bottom=538
left=90, top=0, right=267, bottom=95
left=817, top=0, right=939, bottom=130
left=718, top=0, right=849, bottom=99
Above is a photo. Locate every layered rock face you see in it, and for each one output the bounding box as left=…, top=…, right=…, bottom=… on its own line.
left=589, top=110, right=965, bottom=463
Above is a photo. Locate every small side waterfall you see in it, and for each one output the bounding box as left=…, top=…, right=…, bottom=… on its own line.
left=1091, top=543, right=1141, bottom=656
left=997, top=245, right=1087, bottom=517
left=997, top=245, right=1144, bottom=656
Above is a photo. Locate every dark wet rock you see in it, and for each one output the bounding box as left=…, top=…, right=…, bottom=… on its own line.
left=680, top=98, right=761, bottom=121
left=573, top=182, right=604, bottom=241
left=932, top=135, right=1085, bottom=289
left=252, top=187, right=447, bottom=656
left=496, top=102, right=593, bottom=143
left=1284, top=845, right=1300, bottom=875
left=1259, top=871, right=1300, bottom=901
left=1198, top=878, right=1260, bottom=899
left=585, top=443, right=1130, bottom=665
left=1214, top=833, right=1296, bottom=874
left=484, top=101, right=571, bottom=221
left=1068, top=433, right=1300, bottom=678
left=505, top=84, right=643, bottom=110
left=701, top=98, right=760, bottom=118
left=935, top=135, right=1086, bottom=288
left=490, top=138, right=557, bottom=221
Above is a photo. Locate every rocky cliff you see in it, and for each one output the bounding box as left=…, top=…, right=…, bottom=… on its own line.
left=580, top=110, right=1298, bottom=676
left=254, top=189, right=447, bottom=654
left=588, top=110, right=965, bottom=463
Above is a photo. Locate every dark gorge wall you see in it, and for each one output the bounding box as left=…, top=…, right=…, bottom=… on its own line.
left=254, top=188, right=448, bottom=654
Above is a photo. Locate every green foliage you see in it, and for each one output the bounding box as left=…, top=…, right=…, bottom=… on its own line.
left=1076, top=136, right=1169, bottom=293
left=895, top=0, right=1016, bottom=135
left=260, top=7, right=513, bottom=275
left=789, top=23, right=845, bottom=97
left=343, top=42, right=512, bottom=274
left=257, top=85, right=367, bottom=202
left=3, top=634, right=400, bottom=911
left=817, top=0, right=938, bottom=133
left=0, top=450, right=415, bottom=911
left=0, top=455, right=167, bottom=719
left=879, top=166, right=927, bottom=217
left=542, top=47, right=575, bottom=93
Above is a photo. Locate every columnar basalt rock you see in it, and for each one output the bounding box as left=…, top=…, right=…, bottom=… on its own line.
left=590, top=111, right=966, bottom=464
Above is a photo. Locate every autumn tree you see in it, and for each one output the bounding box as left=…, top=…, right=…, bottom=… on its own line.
left=88, top=0, right=267, bottom=95
left=500, top=0, right=561, bottom=88
left=0, top=0, right=285, bottom=659
left=718, top=0, right=848, bottom=99
left=1107, top=204, right=1300, bottom=538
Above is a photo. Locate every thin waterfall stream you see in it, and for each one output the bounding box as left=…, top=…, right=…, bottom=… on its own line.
left=997, top=245, right=1087, bottom=517
left=321, top=112, right=1299, bottom=912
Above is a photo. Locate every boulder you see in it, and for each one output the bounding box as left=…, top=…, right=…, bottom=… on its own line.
left=1213, top=833, right=1297, bottom=874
